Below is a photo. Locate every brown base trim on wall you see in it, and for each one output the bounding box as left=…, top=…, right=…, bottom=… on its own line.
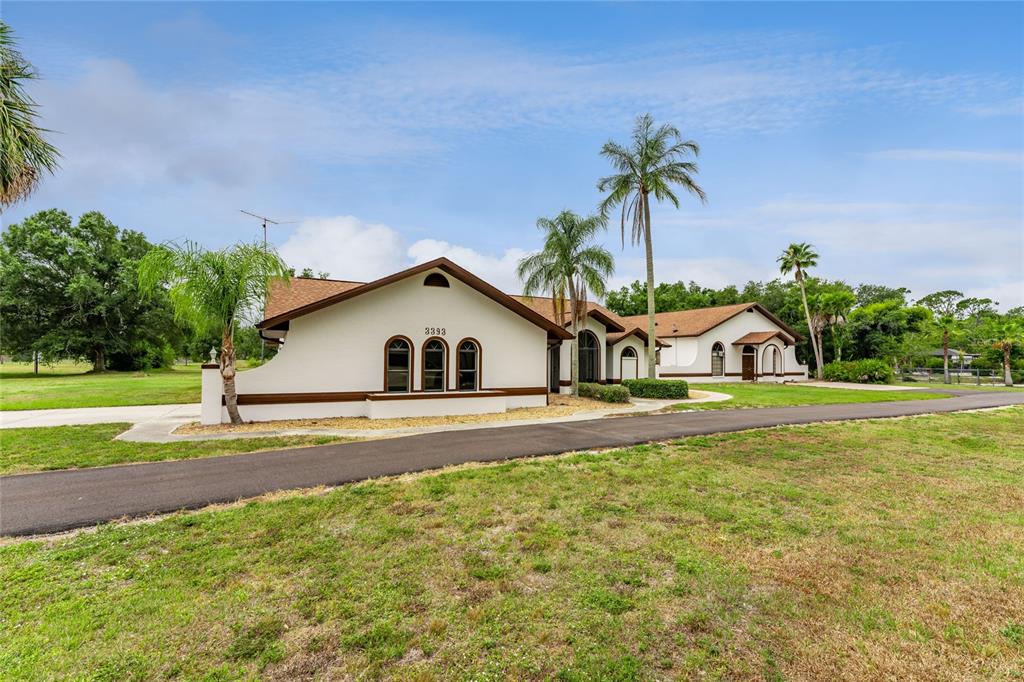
left=226, top=392, right=368, bottom=406
left=367, top=391, right=506, bottom=402
left=491, top=386, right=548, bottom=396
left=659, top=372, right=712, bottom=378
left=227, top=387, right=549, bottom=406
left=559, top=380, right=572, bottom=387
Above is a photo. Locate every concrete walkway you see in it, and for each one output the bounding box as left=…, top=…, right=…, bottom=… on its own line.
left=118, top=392, right=731, bottom=442
left=2, top=390, right=1021, bottom=537
left=0, top=392, right=732, bottom=442
left=0, top=403, right=200, bottom=428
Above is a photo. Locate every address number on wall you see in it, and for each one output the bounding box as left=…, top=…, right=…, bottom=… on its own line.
left=424, top=327, right=446, bottom=336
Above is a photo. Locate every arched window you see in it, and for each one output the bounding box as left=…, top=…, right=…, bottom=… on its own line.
left=424, top=273, right=450, bottom=288
left=711, top=342, right=725, bottom=376
left=385, top=337, right=412, bottom=392
left=422, top=337, right=448, bottom=392
left=457, top=339, right=480, bottom=391
left=578, top=330, right=599, bottom=383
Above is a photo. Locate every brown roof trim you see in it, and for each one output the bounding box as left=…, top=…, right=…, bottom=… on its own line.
left=258, top=257, right=573, bottom=340
left=606, top=327, right=669, bottom=348
left=732, top=330, right=795, bottom=345
left=636, top=302, right=804, bottom=342
left=585, top=308, right=627, bottom=333
left=744, top=304, right=803, bottom=342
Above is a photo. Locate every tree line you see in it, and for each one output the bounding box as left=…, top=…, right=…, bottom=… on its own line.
left=0, top=209, right=293, bottom=373
left=604, top=267, right=1023, bottom=383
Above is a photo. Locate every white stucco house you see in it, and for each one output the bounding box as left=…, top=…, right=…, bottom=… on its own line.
left=199, top=259, right=806, bottom=424
left=201, top=258, right=573, bottom=424
left=621, top=303, right=809, bottom=383
left=511, top=296, right=661, bottom=392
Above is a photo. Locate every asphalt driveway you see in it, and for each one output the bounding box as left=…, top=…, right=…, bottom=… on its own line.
left=2, top=390, right=1022, bottom=536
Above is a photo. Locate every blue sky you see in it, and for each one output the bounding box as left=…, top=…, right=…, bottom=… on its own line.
left=5, top=2, right=1023, bottom=306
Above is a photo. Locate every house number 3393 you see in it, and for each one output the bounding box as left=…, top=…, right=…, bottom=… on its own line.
left=425, top=327, right=446, bottom=336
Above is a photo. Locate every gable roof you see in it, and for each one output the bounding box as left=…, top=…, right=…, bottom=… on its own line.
left=263, top=277, right=364, bottom=321
left=732, top=330, right=795, bottom=345
left=622, top=302, right=803, bottom=341
left=258, top=258, right=573, bottom=340
left=607, top=327, right=669, bottom=348
left=510, top=295, right=626, bottom=333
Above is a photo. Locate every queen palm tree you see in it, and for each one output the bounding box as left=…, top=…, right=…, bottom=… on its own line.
left=517, top=210, right=614, bottom=396
left=985, top=315, right=1022, bottom=386
left=818, top=289, right=856, bottom=361
left=1, top=22, right=59, bottom=208
left=139, top=241, right=289, bottom=424
left=778, top=242, right=824, bottom=378
left=597, top=114, right=706, bottom=377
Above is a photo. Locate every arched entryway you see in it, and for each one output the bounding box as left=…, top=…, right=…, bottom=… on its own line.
left=620, top=346, right=638, bottom=380
left=578, top=330, right=599, bottom=383
left=762, top=345, right=782, bottom=377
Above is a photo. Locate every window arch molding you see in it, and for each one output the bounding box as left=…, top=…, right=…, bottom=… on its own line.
left=421, top=336, right=450, bottom=392
left=711, top=341, right=725, bottom=377
left=456, top=337, right=482, bottom=391
left=384, top=335, right=414, bottom=392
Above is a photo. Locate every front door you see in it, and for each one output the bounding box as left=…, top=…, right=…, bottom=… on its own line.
left=742, top=346, right=756, bottom=381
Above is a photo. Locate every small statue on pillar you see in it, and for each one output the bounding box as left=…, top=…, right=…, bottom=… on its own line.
left=209, top=346, right=218, bottom=365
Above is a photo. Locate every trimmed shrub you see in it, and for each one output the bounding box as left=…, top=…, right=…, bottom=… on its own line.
left=578, top=382, right=631, bottom=403
left=621, top=378, right=689, bottom=399
left=823, top=359, right=893, bottom=384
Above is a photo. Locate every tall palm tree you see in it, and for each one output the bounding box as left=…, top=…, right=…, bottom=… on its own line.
left=917, top=290, right=965, bottom=384
left=517, top=210, right=614, bottom=396
left=985, top=315, right=1022, bottom=387
left=778, top=243, right=824, bottom=378
left=597, top=113, right=706, bottom=377
left=139, top=241, right=289, bottom=424
left=0, top=22, right=59, bottom=208
left=818, top=289, right=856, bottom=361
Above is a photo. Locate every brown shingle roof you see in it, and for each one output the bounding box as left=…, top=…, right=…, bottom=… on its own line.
left=510, top=296, right=626, bottom=332
left=264, top=277, right=365, bottom=321
left=732, top=330, right=793, bottom=345
left=622, top=302, right=802, bottom=341
left=259, top=258, right=573, bottom=340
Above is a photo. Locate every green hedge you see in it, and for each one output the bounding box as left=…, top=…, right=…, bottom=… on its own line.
left=578, top=382, right=631, bottom=403
left=822, top=359, right=893, bottom=384
left=621, top=378, right=689, bottom=399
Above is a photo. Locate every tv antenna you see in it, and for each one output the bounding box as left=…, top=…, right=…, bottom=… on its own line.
left=240, top=210, right=297, bottom=247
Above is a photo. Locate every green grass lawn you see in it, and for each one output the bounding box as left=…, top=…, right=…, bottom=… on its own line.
left=681, top=382, right=951, bottom=410
left=0, top=361, right=205, bottom=410
left=0, top=423, right=346, bottom=475
left=2, top=408, right=1021, bottom=680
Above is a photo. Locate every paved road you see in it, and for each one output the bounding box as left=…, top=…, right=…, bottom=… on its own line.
left=3, top=391, right=1022, bottom=536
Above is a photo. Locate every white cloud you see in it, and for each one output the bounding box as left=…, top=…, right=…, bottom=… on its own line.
left=609, top=256, right=776, bottom=292
left=958, top=97, right=1024, bottom=118
left=277, top=216, right=406, bottom=281
left=864, top=149, right=1023, bottom=164
left=407, top=239, right=528, bottom=293
left=964, top=280, right=1024, bottom=310
left=277, top=216, right=529, bottom=293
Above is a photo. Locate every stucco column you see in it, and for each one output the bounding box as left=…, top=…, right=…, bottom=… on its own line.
left=201, top=363, right=223, bottom=425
